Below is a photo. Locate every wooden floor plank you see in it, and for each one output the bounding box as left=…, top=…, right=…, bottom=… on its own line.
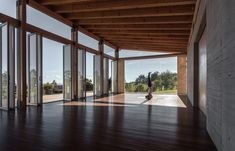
left=0, top=94, right=217, bottom=151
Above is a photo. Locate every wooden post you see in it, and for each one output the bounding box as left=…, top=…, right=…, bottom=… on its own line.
left=71, top=25, right=78, bottom=100
left=17, top=0, right=27, bottom=109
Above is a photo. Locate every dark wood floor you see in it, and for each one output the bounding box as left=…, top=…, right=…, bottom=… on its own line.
left=0, top=95, right=217, bottom=151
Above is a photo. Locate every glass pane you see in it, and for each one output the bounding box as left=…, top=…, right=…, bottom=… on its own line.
left=27, top=5, right=71, bottom=39
left=0, top=0, right=17, bottom=18
left=111, top=61, right=118, bottom=94
left=63, top=45, right=71, bottom=100
left=86, top=52, right=94, bottom=97
left=28, top=34, right=38, bottom=104
left=125, top=57, right=177, bottom=94
left=78, top=31, right=98, bottom=50
left=104, top=45, right=115, bottom=57
left=94, top=55, right=101, bottom=96
left=43, top=38, right=63, bottom=103
left=0, top=23, right=8, bottom=108
left=78, top=49, right=85, bottom=99
left=119, top=49, right=169, bottom=58
left=103, top=58, right=109, bottom=95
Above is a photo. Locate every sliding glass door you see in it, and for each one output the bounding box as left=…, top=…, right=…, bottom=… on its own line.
left=111, top=61, right=118, bottom=94
left=63, top=45, right=72, bottom=101
left=93, top=55, right=102, bottom=97
left=0, top=23, right=16, bottom=110
left=78, top=49, right=86, bottom=99
left=27, top=34, right=42, bottom=106
left=0, top=23, right=9, bottom=109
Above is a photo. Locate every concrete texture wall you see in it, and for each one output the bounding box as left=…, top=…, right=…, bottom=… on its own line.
left=177, top=55, right=187, bottom=95
left=187, top=0, right=235, bottom=150
left=118, top=59, right=125, bottom=93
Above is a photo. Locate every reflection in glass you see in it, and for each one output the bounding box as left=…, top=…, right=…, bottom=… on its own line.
left=111, top=61, right=118, bottom=94
left=63, top=45, right=72, bottom=100
left=0, top=23, right=8, bottom=108
left=78, top=49, right=86, bottom=99
left=94, top=55, right=101, bottom=97
left=28, top=34, right=42, bottom=105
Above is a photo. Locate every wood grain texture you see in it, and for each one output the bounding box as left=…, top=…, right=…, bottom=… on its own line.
left=0, top=94, right=216, bottom=151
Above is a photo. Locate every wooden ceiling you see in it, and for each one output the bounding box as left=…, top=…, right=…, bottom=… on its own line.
left=36, top=0, right=197, bottom=53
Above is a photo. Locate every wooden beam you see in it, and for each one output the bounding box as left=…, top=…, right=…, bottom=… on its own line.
left=0, top=13, right=20, bottom=27
left=76, top=16, right=193, bottom=25
left=41, top=0, right=104, bottom=5
left=121, top=52, right=186, bottom=60
left=76, top=43, right=100, bottom=55
left=92, top=30, right=190, bottom=36
left=82, top=23, right=192, bottom=30
left=105, top=37, right=188, bottom=43
left=115, top=44, right=186, bottom=50
left=104, top=54, right=116, bottom=61
left=99, top=34, right=189, bottom=40
left=53, top=0, right=196, bottom=13
left=64, top=5, right=195, bottom=19
left=107, top=39, right=188, bottom=45
left=25, top=23, right=72, bottom=44
left=117, top=44, right=186, bottom=49
left=118, top=46, right=185, bottom=53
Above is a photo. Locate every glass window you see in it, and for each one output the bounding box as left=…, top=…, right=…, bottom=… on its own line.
left=104, top=44, right=115, bottom=57
left=0, top=0, right=17, bottom=18
left=43, top=38, right=64, bottom=102
left=27, top=5, right=71, bottom=39
left=125, top=57, right=177, bottom=94
left=119, top=49, right=169, bottom=58
left=63, top=45, right=72, bottom=100
left=0, top=23, right=8, bottom=108
left=78, top=31, right=98, bottom=51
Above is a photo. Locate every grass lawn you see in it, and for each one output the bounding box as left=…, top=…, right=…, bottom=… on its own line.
left=153, top=89, right=177, bottom=94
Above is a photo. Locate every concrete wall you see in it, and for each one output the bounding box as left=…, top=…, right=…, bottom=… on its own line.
left=187, top=0, right=235, bottom=150
left=177, top=55, right=187, bottom=95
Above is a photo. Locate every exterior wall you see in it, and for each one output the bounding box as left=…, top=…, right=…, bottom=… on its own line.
left=118, top=59, right=125, bottom=93
left=187, top=0, right=235, bottom=150
left=177, top=55, right=187, bottom=95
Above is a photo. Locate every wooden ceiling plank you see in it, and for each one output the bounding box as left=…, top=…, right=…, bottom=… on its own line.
left=118, top=46, right=185, bottom=53
left=51, top=0, right=196, bottom=13
left=41, top=0, right=104, bottom=5
left=106, top=39, right=188, bottom=44
left=64, top=5, right=195, bottom=19
left=99, top=34, right=189, bottom=39
left=76, top=16, right=193, bottom=25
left=82, top=23, right=192, bottom=30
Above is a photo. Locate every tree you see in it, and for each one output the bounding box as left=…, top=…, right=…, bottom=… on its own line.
left=135, top=74, right=147, bottom=84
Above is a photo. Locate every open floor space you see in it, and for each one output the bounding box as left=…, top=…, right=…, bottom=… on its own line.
left=0, top=94, right=216, bottom=151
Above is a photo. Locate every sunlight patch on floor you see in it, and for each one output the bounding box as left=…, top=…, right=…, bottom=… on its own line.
left=62, top=93, right=187, bottom=108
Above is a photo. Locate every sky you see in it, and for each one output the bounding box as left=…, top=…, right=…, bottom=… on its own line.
left=0, top=1, right=177, bottom=84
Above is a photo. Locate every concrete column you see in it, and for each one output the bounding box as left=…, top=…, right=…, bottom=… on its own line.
left=71, top=25, right=78, bottom=100
left=115, top=49, right=125, bottom=94
left=177, top=55, right=187, bottom=95
left=17, top=0, right=27, bottom=109
left=118, top=59, right=125, bottom=93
